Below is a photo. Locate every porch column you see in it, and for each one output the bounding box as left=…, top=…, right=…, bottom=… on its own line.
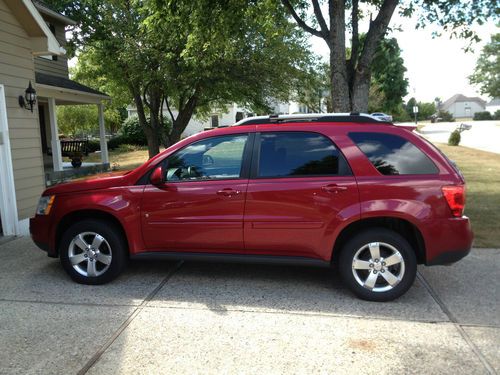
left=98, top=103, right=109, bottom=165
left=48, top=97, right=63, bottom=171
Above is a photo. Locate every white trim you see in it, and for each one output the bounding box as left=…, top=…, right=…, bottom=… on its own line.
left=21, top=0, right=65, bottom=56
left=0, top=85, right=20, bottom=236
left=98, top=104, right=109, bottom=164
left=48, top=98, right=63, bottom=172
left=37, top=84, right=111, bottom=104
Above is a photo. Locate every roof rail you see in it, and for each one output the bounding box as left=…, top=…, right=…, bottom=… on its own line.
left=234, top=113, right=391, bottom=126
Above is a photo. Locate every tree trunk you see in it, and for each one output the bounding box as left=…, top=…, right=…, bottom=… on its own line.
left=132, top=91, right=160, bottom=158
left=329, top=0, right=350, bottom=112
left=165, top=94, right=198, bottom=148
left=351, top=68, right=371, bottom=112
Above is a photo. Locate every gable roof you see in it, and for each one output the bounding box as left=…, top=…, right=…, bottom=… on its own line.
left=487, top=98, right=500, bottom=106
left=441, top=94, right=487, bottom=111
left=33, top=1, right=76, bottom=26
left=4, top=0, right=64, bottom=56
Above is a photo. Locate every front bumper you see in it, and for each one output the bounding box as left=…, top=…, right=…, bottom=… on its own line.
left=424, top=216, right=473, bottom=266
left=30, top=215, right=57, bottom=258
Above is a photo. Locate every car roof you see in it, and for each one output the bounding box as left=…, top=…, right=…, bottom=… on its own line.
left=234, top=113, right=391, bottom=126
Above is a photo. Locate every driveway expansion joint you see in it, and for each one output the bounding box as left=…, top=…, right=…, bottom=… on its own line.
left=417, top=271, right=497, bottom=375
left=76, top=260, right=184, bottom=375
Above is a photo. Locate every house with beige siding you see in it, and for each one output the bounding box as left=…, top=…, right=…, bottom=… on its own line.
left=0, top=0, right=109, bottom=237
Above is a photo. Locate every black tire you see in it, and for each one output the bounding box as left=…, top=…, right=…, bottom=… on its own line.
left=338, top=228, right=417, bottom=302
left=60, top=219, right=127, bottom=284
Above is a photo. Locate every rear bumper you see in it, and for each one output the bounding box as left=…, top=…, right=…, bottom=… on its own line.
left=424, top=216, right=473, bottom=266
left=30, top=216, right=57, bottom=257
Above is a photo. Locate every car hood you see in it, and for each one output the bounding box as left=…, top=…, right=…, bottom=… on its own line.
left=44, top=171, right=132, bottom=195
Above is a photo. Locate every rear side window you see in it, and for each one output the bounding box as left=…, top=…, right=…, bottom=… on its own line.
left=349, top=132, right=438, bottom=175
left=257, top=132, right=351, bottom=178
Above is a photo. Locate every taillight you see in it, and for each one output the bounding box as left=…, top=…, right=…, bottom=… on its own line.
left=442, top=185, right=466, bottom=217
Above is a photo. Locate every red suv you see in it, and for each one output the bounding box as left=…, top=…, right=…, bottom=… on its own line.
left=30, top=114, right=473, bottom=301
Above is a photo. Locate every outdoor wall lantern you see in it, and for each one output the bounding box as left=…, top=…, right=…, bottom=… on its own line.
left=19, top=81, right=37, bottom=112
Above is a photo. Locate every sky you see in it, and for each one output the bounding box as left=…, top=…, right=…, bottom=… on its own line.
left=310, top=8, right=498, bottom=104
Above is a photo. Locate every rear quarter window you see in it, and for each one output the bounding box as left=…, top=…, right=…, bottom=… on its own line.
left=349, top=132, right=438, bottom=175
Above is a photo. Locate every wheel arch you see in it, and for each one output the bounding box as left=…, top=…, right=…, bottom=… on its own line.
left=331, top=217, right=426, bottom=265
left=55, top=209, right=129, bottom=257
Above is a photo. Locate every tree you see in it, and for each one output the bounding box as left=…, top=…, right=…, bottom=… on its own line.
left=469, top=33, right=500, bottom=98
left=370, top=37, right=408, bottom=113
left=44, top=0, right=312, bottom=158
left=281, top=0, right=498, bottom=112
left=57, top=105, right=98, bottom=137
left=71, top=50, right=130, bottom=134
left=293, top=62, right=331, bottom=112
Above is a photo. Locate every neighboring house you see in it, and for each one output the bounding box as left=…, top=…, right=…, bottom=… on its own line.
left=440, top=94, right=486, bottom=118
left=0, top=0, right=110, bottom=237
left=486, top=98, right=500, bottom=115
left=126, top=99, right=327, bottom=137
left=127, top=103, right=255, bottom=138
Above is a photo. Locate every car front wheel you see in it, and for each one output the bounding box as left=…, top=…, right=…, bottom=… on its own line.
left=60, top=219, right=127, bottom=284
left=339, top=228, right=417, bottom=301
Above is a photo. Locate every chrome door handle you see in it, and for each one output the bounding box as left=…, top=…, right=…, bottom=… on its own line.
left=321, top=184, right=348, bottom=193
left=216, top=189, right=241, bottom=197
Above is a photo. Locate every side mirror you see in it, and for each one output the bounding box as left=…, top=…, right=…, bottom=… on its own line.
left=150, top=165, right=164, bottom=186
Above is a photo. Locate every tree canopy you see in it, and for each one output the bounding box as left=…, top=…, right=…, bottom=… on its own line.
left=281, top=0, right=498, bottom=112
left=45, top=0, right=313, bottom=157
left=469, top=32, right=500, bottom=98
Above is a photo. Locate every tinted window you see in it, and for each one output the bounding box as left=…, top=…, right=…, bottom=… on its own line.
left=257, top=132, right=349, bottom=178
left=166, top=134, right=247, bottom=181
left=349, top=132, right=438, bottom=175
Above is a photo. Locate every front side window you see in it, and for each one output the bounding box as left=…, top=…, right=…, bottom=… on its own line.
left=257, top=132, right=350, bottom=178
left=165, top=134, right=248, bottom=181
left=349, top=132, right=438, bottom=175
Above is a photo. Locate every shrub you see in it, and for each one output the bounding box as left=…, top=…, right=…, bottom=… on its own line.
left=116, top=144, right=141, bottom=153
left=473, top=111, right=493, bottom=121
left=119, top=115, right=172, bottom=146
left=448, top=130, right=461, bottom=146
left=107, top=135, right=126, bottom=150
left=87, top=139, right=101, bottom=153
left=438, top=110, right=454, bottom=122
left=494, top=110, right=500, bottom=120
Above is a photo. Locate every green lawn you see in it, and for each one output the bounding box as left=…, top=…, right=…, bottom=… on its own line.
left=86, top=146, right=151, bottom=171
left=437, top=144, right=500, bottom=248
left=87, top=143, right=499, bottom=248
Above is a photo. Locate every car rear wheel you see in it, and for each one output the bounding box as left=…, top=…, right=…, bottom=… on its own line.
left=60, top=219, right=127, bottom=284
left=338, top=228, right=417, bottom=301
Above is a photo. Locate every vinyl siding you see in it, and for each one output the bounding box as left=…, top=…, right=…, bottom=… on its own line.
left=0, top=0, right=46, bottom=220
left=34, top=19, right=69, bottom=78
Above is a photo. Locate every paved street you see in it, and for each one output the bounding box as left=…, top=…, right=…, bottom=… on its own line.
left=0, top=237, right=498, bottom=374
left=418, top=120, right=500, bottom=154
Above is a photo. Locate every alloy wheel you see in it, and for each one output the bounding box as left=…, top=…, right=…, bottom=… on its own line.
left=351, top=242, right=405, bottom=293
left=68, top=231, right=112, bottom=277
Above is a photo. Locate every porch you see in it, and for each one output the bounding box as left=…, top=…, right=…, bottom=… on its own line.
left=35, top=72, right=111, bottom=185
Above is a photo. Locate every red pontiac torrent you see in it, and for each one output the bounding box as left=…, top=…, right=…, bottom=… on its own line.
left=30, top=114, right=473, bottom=301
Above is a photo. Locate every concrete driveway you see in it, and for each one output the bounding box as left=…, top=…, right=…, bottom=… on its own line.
left=0, top=237, right=498, bottom=374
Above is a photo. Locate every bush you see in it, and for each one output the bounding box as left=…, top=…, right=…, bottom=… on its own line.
left=107, top=135, right=126, bottom=150
left=494, top=110, right=500, bottom=120
left=119, top=115, right=172, bottom=146
left=473, top=111, right=493, bottom=121
left=438, top=110, right=454, bottom=122
left=116, top=144, right=141, bottom=153
left=87, top=139, right=101, bottom=153
left=448, top=130, right=461, bottom=146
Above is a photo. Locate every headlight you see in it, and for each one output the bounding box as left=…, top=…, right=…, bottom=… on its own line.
left=36, top=195, right=55, bottom=215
